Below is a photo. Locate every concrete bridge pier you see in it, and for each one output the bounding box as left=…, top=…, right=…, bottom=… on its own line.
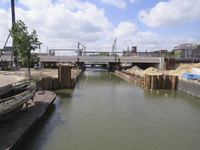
left=102, top=64, right=107, bottom=68
left=75, top=62, right=86, bottom=72
left=108, top=62, right=121, bottom=72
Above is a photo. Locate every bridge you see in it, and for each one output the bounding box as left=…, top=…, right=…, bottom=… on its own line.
left=0, top=55, right=165, bottom=70
left=38, top=56, right=165, bottom=70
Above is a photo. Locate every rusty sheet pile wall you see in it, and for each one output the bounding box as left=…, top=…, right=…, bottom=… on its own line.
left=42, top=66, right=81, bottom=90
left=144, top=75, right=178, bottom=89
left=115, top=70, right=178, bottom=89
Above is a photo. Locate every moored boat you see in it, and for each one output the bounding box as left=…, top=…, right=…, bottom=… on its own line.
left=0, top=81, right=37, bottom=122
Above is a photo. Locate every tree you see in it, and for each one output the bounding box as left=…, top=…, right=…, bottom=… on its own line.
left=151, top=52, right=156, bottom=57
left=95, top=52, right=109, bottom=56
left=21, top=53, right=38, bottom=67
left=162, top=51, right=168, bottom=57
left=168, top=50, right=175, bottom=57
left=10, top=20, right=42, bottom=75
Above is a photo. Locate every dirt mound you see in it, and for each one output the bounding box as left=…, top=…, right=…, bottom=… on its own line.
left=125, top=63, right=200, bottom=79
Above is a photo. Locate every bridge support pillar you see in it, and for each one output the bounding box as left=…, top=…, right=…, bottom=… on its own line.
left=75, top=62, right=86, bottom=72
left=102, top=64, right=107, bottom=68
left=108, top=62, right=121, bottom=72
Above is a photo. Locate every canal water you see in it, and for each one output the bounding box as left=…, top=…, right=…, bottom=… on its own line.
left=17, top=68, right=200, bottom=150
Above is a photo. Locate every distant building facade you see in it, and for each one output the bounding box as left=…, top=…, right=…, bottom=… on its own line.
left=123, top=46, right=137, bottom=56
left=173, top=43, right=200, bottom=58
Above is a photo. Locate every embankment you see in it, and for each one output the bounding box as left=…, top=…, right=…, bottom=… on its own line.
left=178, top=80, right=200, bottom=98
left=115, top=70, right=200, bottom=98
left=115, top=70, right=178, bottom=90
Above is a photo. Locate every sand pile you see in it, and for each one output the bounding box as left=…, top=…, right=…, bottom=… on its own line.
left=125, top=66, right=143, bottom=76
left=125, top=63, right=200, bottom=79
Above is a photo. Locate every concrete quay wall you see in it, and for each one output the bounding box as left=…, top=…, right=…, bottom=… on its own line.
left=178, top=80, right=200, bottom=98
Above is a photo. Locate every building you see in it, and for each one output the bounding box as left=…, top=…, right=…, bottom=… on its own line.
left=0, top=49, right=3, bottom=56
left=173, top=43, right=200, bottom=58
left=152, top=50, right=168, bottom=57
left=123, top=46, right=137, bottom=56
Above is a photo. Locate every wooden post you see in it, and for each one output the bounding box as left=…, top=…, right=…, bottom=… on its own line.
left=58, top=65, right=71, bottom=88
left=175, top=76, right=178, bottom=90
left=157, top=75, right=162, bottom=89
left=66, top=66, right=71, bottom=88
left=147, top=75, right=151, bottom=89
left=172, top=76, right=176, bottom=90
left=151, top=75, right=157, bottom=89
left=162, top=75, right=168, bottom=89
left=167, top=75, right=172, bottom=89
left=42, top=77, right=52, bottom=90
left=144, top=75, right=147, bottom=87
left=70, top=78, right=75, bottom=88
left=53, top=78, right=59, bottom=89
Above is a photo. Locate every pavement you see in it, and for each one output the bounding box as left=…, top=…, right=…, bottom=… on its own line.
left=0, top=75, right=25, bottom=87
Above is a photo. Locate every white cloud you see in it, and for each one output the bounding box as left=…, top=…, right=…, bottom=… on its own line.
left=107, top=21, right=199, bottom=52
left=8, top=0, right=112, bottom=51
left=107, top=21, right=161, bottom=51
left=108, top=21, right=139, bottom=39
left=101, top=0, right=126, bottom=9
left=130, top=0, right=140, bottom=3
left=0, top=0, right=199, bottom=55
left=138, top=0, right=200, bottom=27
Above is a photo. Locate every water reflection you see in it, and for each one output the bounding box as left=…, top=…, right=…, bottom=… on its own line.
left=143, top=88, right=178, bottom=98
left=16, top=68, right=200, bottom=150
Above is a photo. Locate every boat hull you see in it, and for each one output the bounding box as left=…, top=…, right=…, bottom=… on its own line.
left=0, top=82, right=37, bottom=122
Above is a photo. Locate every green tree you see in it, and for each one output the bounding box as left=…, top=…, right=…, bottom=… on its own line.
left=151, top=52, right=156, bottom=57
left=95, top=52, right=109, bottom=56
left=110, top=54, right=119, bottom=56
left=162, top=51, right=168, bottom=57
left=174, top=51, right=183, bottom=58
left=10, top=20, right=42, bottom=75
left=168, top=50, right=175, bottom=57
left=22, top=53, right=38, bottom=67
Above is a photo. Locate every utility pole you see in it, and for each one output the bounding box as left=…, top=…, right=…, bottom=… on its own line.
left=11, top=0, right=17, bottom=66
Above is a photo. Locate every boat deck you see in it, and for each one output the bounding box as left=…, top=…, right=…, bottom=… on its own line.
left=0, top=90, right=56, bottom=150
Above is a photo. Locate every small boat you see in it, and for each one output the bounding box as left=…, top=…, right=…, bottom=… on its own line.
left=0, top=84, right=13, bottom=96
left=0, top=81, right=37, bottom=122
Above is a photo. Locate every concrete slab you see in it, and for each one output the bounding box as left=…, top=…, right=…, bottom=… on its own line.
left=0, top=90, right=56, bottom=150
left=0, top=75, right=24, bottom=87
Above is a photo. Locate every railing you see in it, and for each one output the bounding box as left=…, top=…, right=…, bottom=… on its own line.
left=181, top=73, right=200, bottom=85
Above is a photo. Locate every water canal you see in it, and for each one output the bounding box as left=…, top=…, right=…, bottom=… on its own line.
left=17, top=68, right=200, bottom=150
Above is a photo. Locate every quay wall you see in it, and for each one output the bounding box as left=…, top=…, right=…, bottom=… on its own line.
left=115, top=70, right=178, bottom=90
left=178, top=80, right=200, bottom=98
left=116, top=70, right=200, bottom=98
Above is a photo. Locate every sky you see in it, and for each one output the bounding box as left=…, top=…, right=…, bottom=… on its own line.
left=0, top=0, right=200, bottom=55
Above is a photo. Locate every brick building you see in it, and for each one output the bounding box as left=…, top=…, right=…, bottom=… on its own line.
left=173, top=43, right=200, bottom=58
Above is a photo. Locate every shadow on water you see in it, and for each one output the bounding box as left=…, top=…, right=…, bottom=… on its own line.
left=54, top=89, right=75, bottom=99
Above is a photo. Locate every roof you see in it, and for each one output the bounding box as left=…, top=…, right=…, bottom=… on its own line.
left=174, top=43, right=200, bottom=50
